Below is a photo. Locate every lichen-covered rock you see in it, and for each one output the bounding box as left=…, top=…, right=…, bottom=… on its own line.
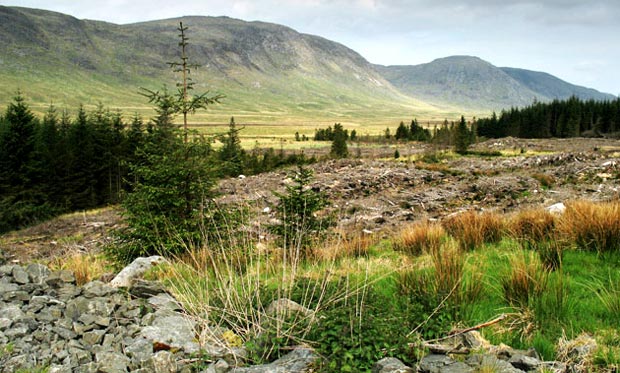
left=139, top=311, right=200, bottom=354
left=109, top=256, right=167, bottom=288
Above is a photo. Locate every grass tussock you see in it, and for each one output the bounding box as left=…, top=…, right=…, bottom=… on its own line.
left=431, top=240, right=465, bottom=296
left=393, top=220, right=446, bottom=256
left=314, top=232, right=378, bottom=261
left=509, top=208, right=556, bottom=247
left=442, top=210, right=505, bottom=251
left=588, top=276, right=620, bottom=318
left=558, top=200, right=620, bottom=254
left=501, top=252, right=548, bottom=308
left=50, top=253, right=112, bottom=286
left=508, top=208, right=563, bottom=271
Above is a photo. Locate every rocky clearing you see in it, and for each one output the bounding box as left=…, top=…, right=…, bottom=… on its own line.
left=2, top=137, right=620, bottom=264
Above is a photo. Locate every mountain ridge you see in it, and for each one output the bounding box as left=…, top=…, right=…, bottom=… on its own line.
left=0, top=6, right=614, bottom=123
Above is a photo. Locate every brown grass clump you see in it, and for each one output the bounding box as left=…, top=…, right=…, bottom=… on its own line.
left=442, top=210, right=505, bottom=251
left=50, top=253, right=112, bottom=286
left=501, top=252, right=548, bottom=307
left=509, top=208, right=563, bottom=271
left=532, top=172, right=556, bottom=188
left=509, top=208, right=556, bottom=247
left=393, top=220, right=446, bottom=256
left=558, top=200, right=620, bottom=254
left=314, top=232, right=378, bottom=261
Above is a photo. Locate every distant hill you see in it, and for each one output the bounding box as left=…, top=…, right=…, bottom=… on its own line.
left=500, top=67, right=616, bottom=102
left=0, top=6, right=437, bottom=124
left=376, top=56, right=616, bottom=111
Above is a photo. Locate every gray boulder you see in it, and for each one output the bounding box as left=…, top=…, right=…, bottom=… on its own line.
left=139, top=311, right=200, bottom=354
left=110, top=256, right=167, bottom=288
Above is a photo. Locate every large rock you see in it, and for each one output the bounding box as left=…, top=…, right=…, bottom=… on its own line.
left=110, top=256, right=167, bottom=288
left=139, top=311, right=200, bottom=354
left=546, top=202, right=566, bottom=215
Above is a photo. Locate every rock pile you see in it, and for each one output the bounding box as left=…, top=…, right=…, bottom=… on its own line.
left=0, top=263, right=316, bottom=373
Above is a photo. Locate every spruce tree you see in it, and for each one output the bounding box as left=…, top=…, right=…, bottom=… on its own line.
left=395, top=121, right=409, bottom=140
left=219, top=116, right=245, bottom=176
left=454, top=116, right=470, bottom=154
left=330, top=123, right=348, bottom=158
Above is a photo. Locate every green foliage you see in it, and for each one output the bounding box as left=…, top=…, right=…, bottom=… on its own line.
left=270, top=166, right=331, bottom=257
left=477, top=96, right=620, bottom=139
left=394, top=119, right=431, bottom=142
left=395, top=121, right=409, bottom=140
left=113, top=136, right=217, bottom=262
left=219, top=117, right=246, bottom=176
left=308, top=285, right=418, bottom=372
left=0, top=94, right=133, bottom=232
left=330, top=123, right=349, bottom=158
left=454, top=115, right=471, bottom=154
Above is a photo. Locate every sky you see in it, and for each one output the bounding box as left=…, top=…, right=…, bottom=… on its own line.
left=2, top=0, right=619, bottom=95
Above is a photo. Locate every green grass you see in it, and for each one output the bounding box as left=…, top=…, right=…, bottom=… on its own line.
left=138, top=205, right=620, bottom=369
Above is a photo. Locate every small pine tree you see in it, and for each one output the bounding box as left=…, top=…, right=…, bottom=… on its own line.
left=395, top=121, right=410, bottom=140
left=219, top=116, right=245, bottom=176
left=454, top=115, right=471, bottom=154
left=270, top=166, right=331, bottom=258
left=330, top=123, right=348, bottom=158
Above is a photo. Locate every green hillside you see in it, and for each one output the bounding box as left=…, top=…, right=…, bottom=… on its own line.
left=0, top=6, right=449, bottom=126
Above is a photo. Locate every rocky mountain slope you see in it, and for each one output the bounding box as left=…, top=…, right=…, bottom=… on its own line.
left=0, top=6, right=435, bottom=123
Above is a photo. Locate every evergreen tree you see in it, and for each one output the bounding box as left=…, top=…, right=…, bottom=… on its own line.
left=330, top=123, right=348, bottom=158
left=219, top=116, right=245, bottom=176
left=454, top=116, right=470, bottom=154
left=271, top=166, right=330, bottom=258
left=0, top=93, right=47, bottom=231
left=395, top=121, right=410, bottom=140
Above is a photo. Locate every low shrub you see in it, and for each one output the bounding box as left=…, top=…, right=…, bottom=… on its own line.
left=308, top=285, right=418, bottom=372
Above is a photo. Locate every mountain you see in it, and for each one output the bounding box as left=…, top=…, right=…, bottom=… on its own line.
left=376, top=56, right=616, bottom=111
left=500, top=67, right=616, bottom=102
left=0, top=6, right=614, bottom=122
left=0, top=6, right=439, bottom=125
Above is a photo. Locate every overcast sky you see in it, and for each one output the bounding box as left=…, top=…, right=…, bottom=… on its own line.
left=2, top=0, right=619, bottom=95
